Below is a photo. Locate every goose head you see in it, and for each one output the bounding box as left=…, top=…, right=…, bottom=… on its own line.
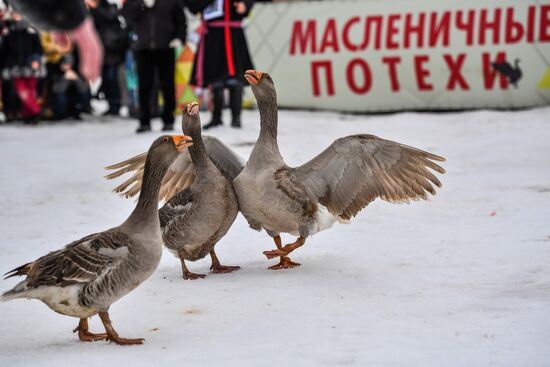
left=181, top=101, right=201, bottom=137
left=148, top=134, right=193, bottom=168
left=244, top=70, right=276, bottom=103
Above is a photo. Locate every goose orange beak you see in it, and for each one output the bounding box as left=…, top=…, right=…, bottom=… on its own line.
left=186, top=102, right=199, bottom=116
left=244, top=70, right=262, bottom=85
left=172, top=135, right=193, bottom=151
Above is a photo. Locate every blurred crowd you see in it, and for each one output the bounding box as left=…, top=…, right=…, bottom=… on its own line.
left=0, top=1, right=126, bottom=123
left=0, top=0, right=273, bottom=131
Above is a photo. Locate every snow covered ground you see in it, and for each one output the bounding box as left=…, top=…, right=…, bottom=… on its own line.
left=0, top=107, right=549, bottom=366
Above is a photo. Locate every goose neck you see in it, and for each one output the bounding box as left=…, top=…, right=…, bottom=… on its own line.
left=257, top=99, right=280, bottom=150
left=188, top=130, right=209, bottom=171
left=126, top=153, right=168, bottom=226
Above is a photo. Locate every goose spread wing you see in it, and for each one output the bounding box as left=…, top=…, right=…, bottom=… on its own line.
left=5, top=229, right=131, bottom=288
left=105, top=148, right=195, bottom=201
left=105, top=136, right=244, bottom=202
left=294, top=134, right=446, bottom=220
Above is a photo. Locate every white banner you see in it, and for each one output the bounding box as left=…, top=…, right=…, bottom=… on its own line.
left=246, top=0, right=550, bottom=111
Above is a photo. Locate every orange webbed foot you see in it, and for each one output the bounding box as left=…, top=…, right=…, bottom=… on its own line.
left=268, top=256, right=301, bottom=270
left=74, top=318, right=109, bottom=342
left=263, top=249, right=287, bottom=259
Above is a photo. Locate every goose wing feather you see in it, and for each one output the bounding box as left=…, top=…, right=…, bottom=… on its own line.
left=105, top=148, right=195, bottom=201
left=293, top=134, right=446, bottom=220
left=203, top=136, right=246, bottom=182
left=105, top=136, right=244, bottom=202
left=5, top=229, right=131, bottom=288
left=159, top=188, right=194, bottom=229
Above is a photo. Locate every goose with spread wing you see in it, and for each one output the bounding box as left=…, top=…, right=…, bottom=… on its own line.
left=232, top=70, right=446, bottom=269
left=1, top=135, right=193, bottom=345
left=105, top=103, right=244, bottom=279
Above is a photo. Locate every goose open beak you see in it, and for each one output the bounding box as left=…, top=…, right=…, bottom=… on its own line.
left=172, top=135, right=193, bottom=151
left=186, top=102, right=199, bottom=116
left=244, top=70, right=262, bottom=85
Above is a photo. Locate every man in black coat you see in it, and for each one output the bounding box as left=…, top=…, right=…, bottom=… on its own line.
left=122, top=0, right=186, bottom=133
left=188, top=0, right=254, bottom=129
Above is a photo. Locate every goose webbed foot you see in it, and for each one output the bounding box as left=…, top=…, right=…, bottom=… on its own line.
left=209, top=250, right=240, bottom=274
left=73, top=318, right=108, bottom=342
left=265, top=235, right=304, bottom=270
left=210, top=264, right=241, bottom=274
left=183, top=271, right=207, bottom=280
left=263, top=249, right=287, bottom=259
left=180, top=256, right=206, bottom=280
left=99, top=312, right=144, bottom=346
left=263, top=236, right=306, bottom=259
left=268, top=256, right=301, bottom=270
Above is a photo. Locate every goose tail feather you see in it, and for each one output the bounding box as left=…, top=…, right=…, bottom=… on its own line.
left=1, top=280, right=29, bottom=302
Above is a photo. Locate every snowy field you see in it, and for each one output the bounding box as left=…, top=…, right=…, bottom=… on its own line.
left=0, top=107, right=549, bottom=366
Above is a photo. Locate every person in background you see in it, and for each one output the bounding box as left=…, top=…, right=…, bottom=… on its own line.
left=39, top=31, right=72, bottom=118
left=0, top=9, right=45, bottom=123
left=122, top=0, right=186, bottom=133
left=123, top=47, right=139, bottom=118
left=88, top=0, right=129, bottom=116
left=8, top=0, right=103, bottom=82
left=51, top=54, right=90, bottom=120
left=0, top=6, right=19, bottom=122
left=187, top=0, right=254, bottom=129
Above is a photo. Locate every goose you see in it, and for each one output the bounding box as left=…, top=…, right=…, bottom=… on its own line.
left=160, top=102, right=241, bottom=279
left=106, top=70, right=446, bottom=271
left=1, top=134, right=193, bottom=345
left=230, top=70, right=446, bottom=269
left=105, top=103, right=244, bottom=279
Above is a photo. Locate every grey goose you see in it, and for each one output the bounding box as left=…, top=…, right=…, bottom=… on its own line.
left=1, top=134, right=193, bottom=345
left=106, top=70, right=446, bottom=271
left=230, top=70, right=446, bottom=269
left=105, top=103, right=243, bottom=279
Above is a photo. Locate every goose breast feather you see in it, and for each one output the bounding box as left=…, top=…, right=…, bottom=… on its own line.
left=293, top=134, right=446, bottom=220
left=160, top=182, right=239, bottom=260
